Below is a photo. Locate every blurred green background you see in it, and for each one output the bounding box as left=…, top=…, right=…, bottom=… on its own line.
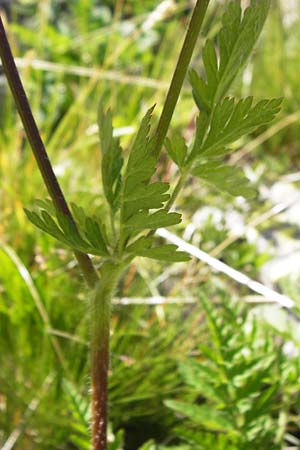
left=0, top=1, right=300, bottom=449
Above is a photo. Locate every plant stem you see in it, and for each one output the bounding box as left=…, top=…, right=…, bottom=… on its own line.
left=91, top=262, right=122, bottom=450
left=165, top=169, right=188, bottom=212
left=0, top=16, right=98, bottom=288
left=165, top=112, right=211, bottom=212
left=153, top=0, right=210, bottom=159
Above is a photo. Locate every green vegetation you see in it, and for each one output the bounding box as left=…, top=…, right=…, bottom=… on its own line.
left=0, top=1, right=300, bottom=449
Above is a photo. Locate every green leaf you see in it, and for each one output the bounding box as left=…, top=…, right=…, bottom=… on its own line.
left=24, top=208, right=51, bottom=233
left=125, top=237, right=188, bottom=262
left=245, top=384, right=278, bottom=423
left=121, top=107, right=169, bottom=228
left=124, top=106, right=156, bottom=195
left=138, top=440, right=157, bottom=450
left=120, top=107, right=181, bottom=239
left=25, top=208, right=68, bottom=244
left=165, top=400, right=234, bottom=432
left=135, top=244, right=190, bottom=262
left=178, top=360, right=225, bottom=403
left=91, top=212, right=110, bottom=248
left=199, top=97, right=282, bottom=158
left=40, top=210, right=66, bottom=240
left=123, top=182, right=170, bottom=220
left=192, top=161, right=255, bottom=198
left=109, top=428, right=125, bottom=450
left=70, top=202, right=87, bottom=229
left=98, top=104, right=123, bottom=212
left=25, top=202, right=109, bottom=257
left=126, top=236, right=154, bottom=253
left=165, top=133, right=188, bottom=168
left=124, top=210, right=181, bottom=230
left=190, top=0, right=271, bottom=112
left=84, top=217, right=109, bottom=255
left=35, top=198, right=56, bottom=215
left=56, top=211, right=85, bottom=247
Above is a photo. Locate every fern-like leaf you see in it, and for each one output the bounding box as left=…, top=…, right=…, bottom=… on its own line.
left=165, top=133, right=188, bottom=169
left=190, top=0, right=271, bottom=112
left=124, top=210, right=181, bottom=230
left=25, top=201, right=110, bottom=257
left=199, top=97, right=282, bottom=158
left=64, top=381, right=124, bottom=450
left=133, top=244, right=190, bottom=262
left=119, top=108, right=184, bottom=258
left=98, top=105, right=123, bottom=212
left=121, top=107, right=176, bottom=226
left=165, top=400, right=234, bottom=432
left=192, top=161, right=255, bottom=198
left=165, top=294, right=283, bottom=448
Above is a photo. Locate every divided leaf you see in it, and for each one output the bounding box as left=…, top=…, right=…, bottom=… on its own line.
left=70, top=203, right=87, bottom=229
left=165, top=133, right=188, bottom=169
left=192, top=161, right=255, bottom=198
left=98, top=105, right=123, bottom=212
left=124, top=182, right=170, bottom=220
left=25, top=201, right=110, bottom=257
left=125, top=232, right=188, bottom=262
left=187, top=1, right=281, bottom=202
left=178, top=360, right=225, bottom=403
left=133, top=244, right=189, bottom=262
left=165, top=400, right=234, bottom=432
left=56, top=211, right=85, bottom=248
left=165, top=295, right=283, bottom=447
left=120, top=107, right=182, bottom=238
left=122, top=107, right=162, bottom=224
left=123, top=106, right=156, bottom=196
left=24, top=208, right=67, bottom=243
left=34, top=198, right=56, bottom=215
left=84, top=216, right=108, bottom=255
left=199, top=97, right=282, bottom=158
left=190, top=0, right=271, bottom=112
left=125, top=236, right=154, bottom=253
left=63, top=380, right=91, bottom=450
left=124, top=210, right=181, bottom=230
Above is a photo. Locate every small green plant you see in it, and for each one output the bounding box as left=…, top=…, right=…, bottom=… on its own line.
left=165, top=294, right=286, bottom=450
left=64, top=380, right=125, bottom=450
left=0, top=1, right=282, bottom=448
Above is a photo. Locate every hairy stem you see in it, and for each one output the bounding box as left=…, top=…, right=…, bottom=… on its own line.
left=0, top=15, right=98, bottom=288
left=91, top=262, right=122, bottom=450
left=153, top=0, right=210, bottom=159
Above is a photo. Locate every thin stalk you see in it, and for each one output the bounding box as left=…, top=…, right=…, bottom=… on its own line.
left=153, top=0, right=210, bottom=159
left=165, top=113, right=212, bottom=213
left=0, top=16, right=98, bottom=288
left=91, top=262, right=122, bottom=450
left=165, top=169, right=188, bottom=212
